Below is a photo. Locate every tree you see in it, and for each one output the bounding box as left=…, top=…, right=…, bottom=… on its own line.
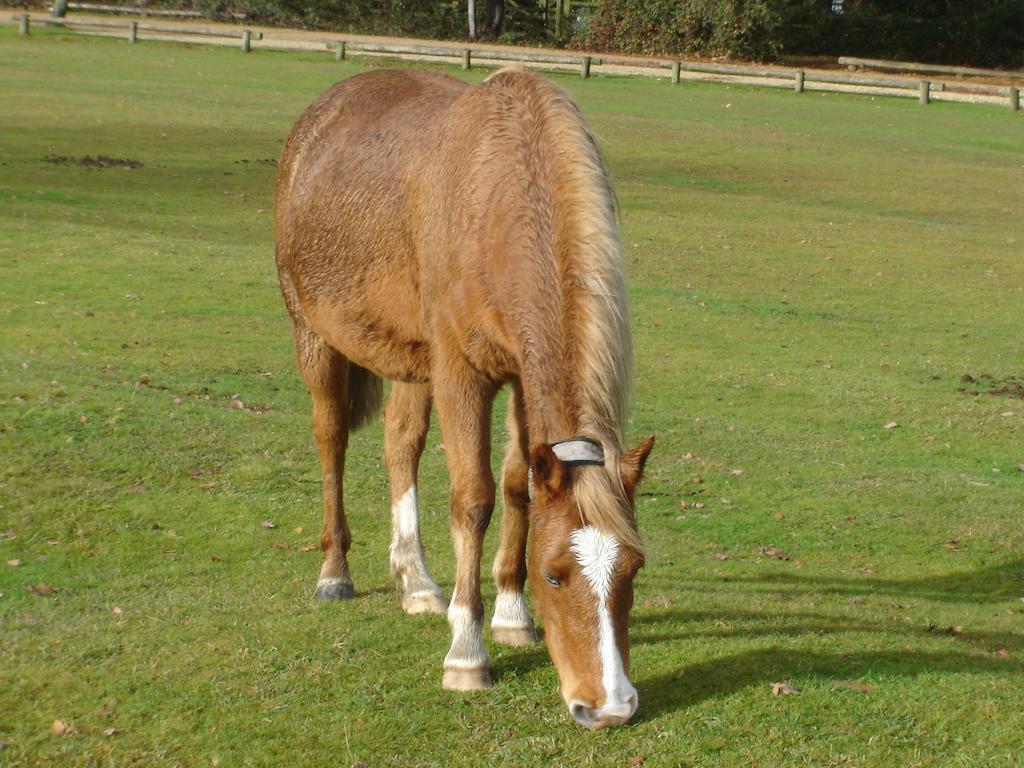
left=479, top=0, right=506, bottom=38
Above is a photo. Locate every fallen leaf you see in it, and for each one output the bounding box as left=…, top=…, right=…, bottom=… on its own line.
left=923, top=435, right=936, bottom=443
left=628, top=756, right=645, bottom=767
left=7, top=559, right=20, bottom=567
left=103, top=727, right=119, bottom=737
left=710, top=552, right=729, bottom=561
left=1, top=529, right=15, bottom=539
left=211, top=555, right=222, bottom=562
left=51, top=719, right=74, bottom=736
left=186, top=468, right=204, bottom=478
left=642, top=596, right=672, bottom=609
left=678, top=499, right=687, bottom=510
left=771, top=682, right=799, bottom=696
left=292, top=527, right=304, bottom=534
left=944, top=538, right=960, bottom=550
left=889, top=603, right=912, bottom=609
left=883, top=421, right=898, bottom=429
left=729, top=468, right=744, bottom=476
left=259, top=521, right=276, bottom=529
left=834, top=680, right=873, bottom=693
left=774, top=512, right=783, bottom=521
left=271, top=542, right=290, bottom=550
left=111, top=606, right=122, bottom=615
left=850, top=596, right=865, bottom=604
left=299, top=544, right=319, bottom=553
left=28, top=583, right=55, bottom=596
left=352, top=762, right=368, bottom=768
left=757, top=546, right=789, bottom=560
left=845, top=515, right=858, bottom=521
left=995, top=648, right=1009, bottom=658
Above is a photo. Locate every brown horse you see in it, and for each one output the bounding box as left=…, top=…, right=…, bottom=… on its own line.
left=274, top=67, right=654, bottom=729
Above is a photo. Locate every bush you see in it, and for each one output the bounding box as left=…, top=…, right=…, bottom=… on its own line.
left=774, top=0, right=1024, bottom=69
left=577, top=0, right=781, bottom=61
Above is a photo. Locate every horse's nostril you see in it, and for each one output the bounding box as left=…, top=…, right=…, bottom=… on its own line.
left=570, top=701, right=597, bottom=728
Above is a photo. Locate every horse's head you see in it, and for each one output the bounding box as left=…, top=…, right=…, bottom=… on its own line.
left=527, top=435, right=655, bottom=730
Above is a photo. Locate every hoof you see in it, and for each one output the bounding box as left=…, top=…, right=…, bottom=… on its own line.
left=443, top=664, right=493, bottom=691
left=491, top=624, right=538, bottom=646
left=315, top=577, right=355, bottom=601
left=402, top=590, right=448, bottom=615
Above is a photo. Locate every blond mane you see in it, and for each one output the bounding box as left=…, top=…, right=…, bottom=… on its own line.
left=485, top=71, right=641, bottom=554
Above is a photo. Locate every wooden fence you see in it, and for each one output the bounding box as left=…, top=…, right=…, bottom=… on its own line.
left=12, top=11, right=1023, bottom=112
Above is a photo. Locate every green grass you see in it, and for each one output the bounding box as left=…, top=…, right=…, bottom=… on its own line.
left=2, top=27, right=1023, bottom=768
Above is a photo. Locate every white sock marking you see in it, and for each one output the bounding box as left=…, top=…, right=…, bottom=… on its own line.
left=445, top=603, right=488, bottom=668
left=569, top=526, right=637, bottom=711
left=392, top=484, right=419, bottom=539
left=492, top=591, right=532, bottom=629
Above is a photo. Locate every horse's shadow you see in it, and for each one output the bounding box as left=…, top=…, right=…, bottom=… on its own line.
left=493, top=557, right=1024, bottom=718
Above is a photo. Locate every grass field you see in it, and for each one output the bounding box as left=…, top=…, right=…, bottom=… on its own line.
left=1, top=26, right=1023, bottom=768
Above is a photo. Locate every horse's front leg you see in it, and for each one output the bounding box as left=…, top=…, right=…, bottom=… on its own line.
left=433, top=369, right=497, bottom=691
left=491, top=381, right=538, bottom=645
left=384, top=382, right=446, bottom=615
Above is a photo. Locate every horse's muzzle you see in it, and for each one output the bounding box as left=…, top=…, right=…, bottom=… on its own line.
left=569, top=693, right=638, bottom=730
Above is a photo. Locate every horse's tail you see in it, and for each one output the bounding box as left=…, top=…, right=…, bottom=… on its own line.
left=348, top=363, right=384, bottom=431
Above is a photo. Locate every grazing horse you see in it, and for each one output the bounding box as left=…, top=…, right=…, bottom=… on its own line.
left=274, top=67, right=654, bottom=729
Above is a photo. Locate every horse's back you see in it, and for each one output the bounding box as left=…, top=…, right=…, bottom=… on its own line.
left=275, top=70, right=468, bottom=381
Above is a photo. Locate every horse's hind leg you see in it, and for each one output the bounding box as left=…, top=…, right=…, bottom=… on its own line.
left=294, top=324, right=356, bottom=601
left=385, top=382, right=446, bottom=615
left=490, top=382, right=538, bottom=645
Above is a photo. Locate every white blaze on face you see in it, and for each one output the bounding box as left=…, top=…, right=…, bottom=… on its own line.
left=569, top=525, right=637, bottom=712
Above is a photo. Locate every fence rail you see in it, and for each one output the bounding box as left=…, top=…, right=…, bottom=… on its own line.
left=330, top=39, right=600, bottom=75
left=45, top=17, right=261, bottom=41
left=11, top=11, right=1023, bottom=112
left=839, top=56, right=1024, bottom=82
left=59, top=2, right=248, bottom=21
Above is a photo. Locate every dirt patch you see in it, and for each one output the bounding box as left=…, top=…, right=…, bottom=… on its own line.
left=45, top=155, right=143, bottom=169
left=959, top=373, right=1024, bottom=399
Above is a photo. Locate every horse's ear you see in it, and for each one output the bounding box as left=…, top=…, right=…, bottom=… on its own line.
left=531, top=444, right=568, bottom=500
left=620, top=435, right=655, bottom=494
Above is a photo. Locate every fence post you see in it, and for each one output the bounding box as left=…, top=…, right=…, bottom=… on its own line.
left=919, top=80, right=930, bottom=105
left=335, top=41, right=345, bottom=61
left=129, top=20, right=138, bottom=44
left=462, top=48, right=471, bottom=70
left=581, top=56, right=591, bottom=79
left=1010, top=86, right=1020, bottom=112
left=671, top=61, right=680, bottom=85
left=794, top=70, right=805, bottom=93
left=241, top=29, right=251, bottom=53
left=52, top=0, right=68, bottom=16
left=19, top=13, right=29, bottom=34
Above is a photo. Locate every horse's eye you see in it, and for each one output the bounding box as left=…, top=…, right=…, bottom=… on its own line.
left=544, top=573, right=561, bottom=588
